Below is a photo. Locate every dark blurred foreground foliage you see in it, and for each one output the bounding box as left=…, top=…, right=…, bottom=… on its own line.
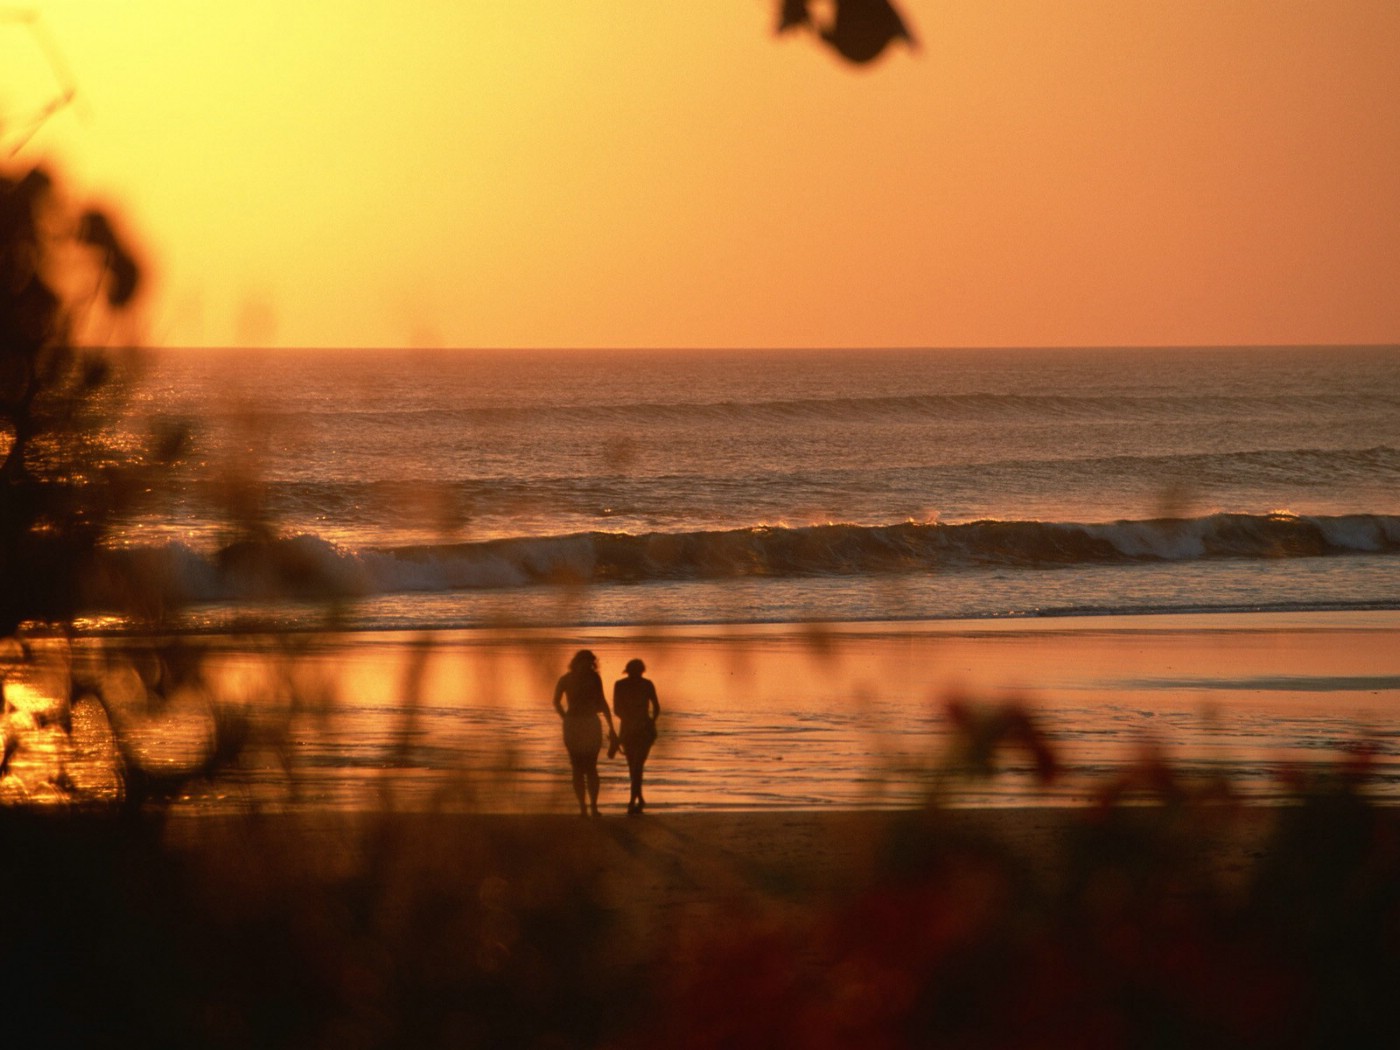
left=640, top=734, right=1400, bottom=1050
left=3, top=708, right=1398, bottom=1049
left=1, top=155, right=248, bottom=806
left=1, top=162, right=158, bottom=635
left=0, top=154, right=356, bottom=809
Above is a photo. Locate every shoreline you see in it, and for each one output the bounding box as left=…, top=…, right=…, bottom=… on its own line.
left=71, top=603, right=1400, bottom=641
left=35, top=606, right=1400, bottom=813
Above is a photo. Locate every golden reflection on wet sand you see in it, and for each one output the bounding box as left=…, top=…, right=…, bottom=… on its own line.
left=6, top=611, right=1396, bottom=813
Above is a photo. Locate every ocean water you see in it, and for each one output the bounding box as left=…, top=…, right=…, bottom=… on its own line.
left=104, top=344, right=1400, bottom=632
left=14, top=344, right=1397, bottom=812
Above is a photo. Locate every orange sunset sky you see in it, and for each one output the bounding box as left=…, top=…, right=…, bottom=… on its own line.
left=6, top=1, right=1399, bottom=350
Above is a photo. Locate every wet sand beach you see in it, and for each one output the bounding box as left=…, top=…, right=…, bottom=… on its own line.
left=12, top=610, right=1398, bottom=812
left=129, top=609, right=1400, bottom=811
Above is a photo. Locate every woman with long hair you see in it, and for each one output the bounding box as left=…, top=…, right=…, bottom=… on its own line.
left=612, top=658, right=660, bottom=815
left=552, top=649, right=617, bottom=816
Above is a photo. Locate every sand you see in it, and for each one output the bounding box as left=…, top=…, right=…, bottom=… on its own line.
left=159, top=804, right=1286, bottom=963
left=135, top=799, right=1385, bottom=1044
left=203, top=803, right=1279, bottom=887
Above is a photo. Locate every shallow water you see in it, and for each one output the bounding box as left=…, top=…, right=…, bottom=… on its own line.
left=10, top=612, right=1396, bottom=813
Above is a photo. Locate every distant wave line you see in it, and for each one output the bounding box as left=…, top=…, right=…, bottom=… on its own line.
left=90, top=511, right=1400, bottom=609
left=148, top=391, right=1400, bottom=427
left=146, top=444, right=1400, bottom=498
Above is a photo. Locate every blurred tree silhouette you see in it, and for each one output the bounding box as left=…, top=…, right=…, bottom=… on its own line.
left=1, top=10, right=158, bottom=637
left=0, top=161, right=153, bottom=635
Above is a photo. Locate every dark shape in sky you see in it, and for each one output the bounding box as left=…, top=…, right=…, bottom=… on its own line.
left=776, top=1, right=915, bottom=64
left=819, top=0, right=915, bottom=64
left=777, top=0, right=813, bottom=33
left=77, top=209, right=140, bottom=307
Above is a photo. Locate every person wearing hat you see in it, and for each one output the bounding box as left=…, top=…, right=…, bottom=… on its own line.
left=552, top=649, right=617, bottom=816
left=612, top=658, right=661, bottom=815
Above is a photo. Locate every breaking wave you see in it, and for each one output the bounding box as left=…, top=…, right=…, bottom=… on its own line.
left=95, top=511, right=1400, bottom=607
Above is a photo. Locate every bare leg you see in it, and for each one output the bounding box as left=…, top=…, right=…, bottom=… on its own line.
left=627, top=740, right=651, bottom=812
left=586, top=764, right=600, bottom=816
left=626, top=755, right=642, bottom=811
left=570, top=760, right=588, bottom=815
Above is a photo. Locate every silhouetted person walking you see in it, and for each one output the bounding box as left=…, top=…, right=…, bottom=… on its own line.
left=612, top=658, right=660, bottom=815
left=553, top=649, right=617, bottom=816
